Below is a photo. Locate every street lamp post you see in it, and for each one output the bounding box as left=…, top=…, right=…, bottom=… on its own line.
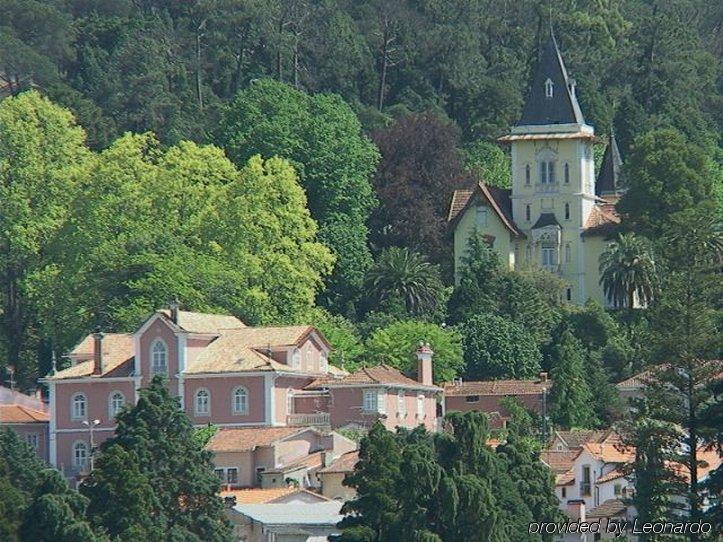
left=81, top=419, right=101, bottom=472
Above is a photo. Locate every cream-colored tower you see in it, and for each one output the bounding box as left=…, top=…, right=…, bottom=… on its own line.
left=449, top=31, right=622, bottom=306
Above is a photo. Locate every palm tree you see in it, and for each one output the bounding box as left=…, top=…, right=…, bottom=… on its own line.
left=599, top=233, right=657, bottom=309
left=365, top=247, right=444, bottom=316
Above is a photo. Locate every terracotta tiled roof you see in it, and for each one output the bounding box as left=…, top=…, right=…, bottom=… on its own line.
left=220, top=487, right=297, bottom=504
left=596, top=467, right=626, bottom=484
left=305, top=364, right=440, bottom=391
left=159, top=310, right=245, bottom=333
left=587, top=499, right=627, bottom=519
left=49, top=333, right=135, bottom=380
left=185, top=326, right=326, bottom=374
left=447, top=189, right=474, bottom=221
left=667, top=445, right=722, bottom=483
left=443, top=378, right=550, bottom=396
left=540, top=450, right=581, bottom=474
left=582, top=201, right=620, bottom=237
left=318, top=451, right=359, bottom=474
left=556, top=470, right=575, bottom=486
left=265, top=451, right=326, bottom=474
left=554, top=429, right=610, bottom=449
left=0, top=405, right=49, bottom=423
left=206, top=426, right=316, bottom=453
left=583, top=436, right=635, bottom=464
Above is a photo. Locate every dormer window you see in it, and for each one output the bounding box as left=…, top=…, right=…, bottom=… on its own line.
left=544, top=78, right=554, bottom=98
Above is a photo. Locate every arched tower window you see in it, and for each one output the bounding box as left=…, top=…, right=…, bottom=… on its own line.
left=195, top=389, right=210, bottom=416
left=232, top=387, right=249, bottom=415
left=109, top=391, right=125, bottom=418
left=151, top=339, right=168, bottom=375
left=71, top=393, right=87, bottom=420
left=73, top=441, right=88, bottom=469
left=544, top=78, right=554, bottom=98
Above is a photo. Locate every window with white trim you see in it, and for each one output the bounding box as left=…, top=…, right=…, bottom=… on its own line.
left=363, top=389, right=378, bottom=412
left=416, top=394, right=425, bottom=418
left=71, top=393, right=87, bottom=421
left=232, top=386, right=248, bottom=415
left=195, top=389, right=210, bottom=416
left=539, top=161, right=556, bottom=184
left=291, top=348, right=301, bottom=369
left=109, top=391, right=125, bottom=418
left=151, top=339, right=168, bottom=375
left=541, top=246, right=557, bottom=269
left=26, top=433, right=39, bottom=451
left=397, top=390, right=406, bottom=415
left=73, top=441, right=88, bottom=469
left=227, top=467, right=238, bottom=484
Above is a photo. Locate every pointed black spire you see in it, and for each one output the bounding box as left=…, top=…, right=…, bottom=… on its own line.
left=596, top=131, right=623, bottom=196
left=516, top=29, right=585, bottom=127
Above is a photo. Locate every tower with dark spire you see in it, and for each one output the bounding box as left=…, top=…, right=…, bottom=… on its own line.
left=596, top=131, right=623, bottom=197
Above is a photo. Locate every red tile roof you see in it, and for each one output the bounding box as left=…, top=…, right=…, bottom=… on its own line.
left=587, top=499, right=627, bottom=519
left=554, top=430, right=611, bottom=449
left=206, top=426, right=316, bottom=453
left=596, top=467, right=626, bottom=484
left=0, top=404, right=49, bottom=423
left=318, top=451, right=360, bottom=474
left=49, top=333, right=135, bottom=380
left=539, top=450, right=581, bottom=474
left=220, top=487, right=297, bottom=504
left=443, top=378, right=550, bottom=396
left=447, top=182, right=524, bottom=238
left=305, top=364, right=440, bottom=391
left=582, top=200, right=620, bottom=236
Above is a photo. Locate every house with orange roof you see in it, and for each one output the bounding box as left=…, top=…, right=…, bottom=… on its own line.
left=443, top=373, right=551, bottom=429
left=0, top=385, right=50, bottom=462
left=448, top=29, right=625, bottom=307
left=316, top=450, right=360, bottom=501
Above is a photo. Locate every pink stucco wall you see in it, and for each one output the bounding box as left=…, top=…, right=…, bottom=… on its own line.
left=329, top=387, right=437, bottom=431
left=184, top=375, right=266, bottom=425
left=293, top=393, right=330, bottom=414
left=7, top=423, right=49, bottom=463
left=275, top=431, right=320, bottom=465
left=55, top=429, right=113, bottom=476
left=54, top=380, right=135, bottom=431
left=139, top=317, right=179, bottom=393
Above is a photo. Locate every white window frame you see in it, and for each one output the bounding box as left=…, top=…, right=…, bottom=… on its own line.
left=541, top=246, right=556, bottom=269
left=290, top=348, right=301, bottom=369
left=416, top=394, right=425, bottom=419
left=232, top=386, right=249, bottom=415
left=397, top=390, right=406, bottom=416
left=151, top=339, right=168, bottom=375
left=108, top=391, right=125, bottom=419
left=227, top=467, right=239, bottom=484
left=73, top=440, right=89, bottom=469
left=362, top=389, right=378, bottom=412
left=71, top=393, right=87, bottom=421
left=195, top=388, right=211, bottom=416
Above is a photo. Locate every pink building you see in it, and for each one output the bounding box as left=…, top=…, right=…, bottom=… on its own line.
left=43, top=307, right=440, bottom=482
left=0, top=386, right=50, bottom=462
left=443, top=374, right=551, bottom=429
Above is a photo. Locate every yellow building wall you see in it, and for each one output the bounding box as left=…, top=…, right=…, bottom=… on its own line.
left=582, top=235, right=610, bottom=304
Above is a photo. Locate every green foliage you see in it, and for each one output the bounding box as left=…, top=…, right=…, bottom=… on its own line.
left=364, top=248, right=447, bottom=319
left=337, top=413, right=563, bottom=541
left=463, top=141, right=511, bottom=188
left=0, top=459, right=24, bottom=542
left=194, top=424, right=219, bottom=448
left=549, top=330, right=596, bottom=429
left=308, top=308, right=365, bottom=370
left=365, top=320, right=463, bottom=384
left=461, top=314, right=541, bottom=380
left=216, top=79, right=380, bottom=313
left=84, top=376, right=232, bottom=541
left=599, top=233, right=657, bottom=310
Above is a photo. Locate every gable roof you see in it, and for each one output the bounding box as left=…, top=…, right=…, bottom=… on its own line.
left=531, top=212, right=561, bottom=229
left=158, top=310, right=246, bottom=334
left=0, top=404, right=49, bottom=423
left=443, top=378, right=550, bottom=396
left=581, top=201, right=620, bottom=237
left=596, top=132, right=623, bottom=196
left=517, top=30, right=585, bottom=127
left=48, top=333, right=135, bottom=380
left=554, top=429, right=611, bottom=449
left=206, top=426, right=318, bottom=453
left=184, top=326, right=328, bottom=375
left=305, top=364, right=441, bottom=392
left=318, top=450, right=360, bottom=474
left=587, top=499, right=627, bottom=519
left=448, top=182, right=524, bottom=238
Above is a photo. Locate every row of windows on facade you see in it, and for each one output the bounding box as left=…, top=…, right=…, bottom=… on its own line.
left=148, top=339, right=328, bottom=375
left=475, top=203, right=571, bottom=229
left=524, top=162, right=572, bottom=185
left=70, top=387, right=251, bottom=420
left=363, top=389, right=426, bottom=417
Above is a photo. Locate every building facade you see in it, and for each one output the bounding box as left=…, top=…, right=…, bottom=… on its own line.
left=43, top=307, right=439, bottom=482
left=0, top=386, right=49, bottom=462
left=449, top=31, right=623, bottom=306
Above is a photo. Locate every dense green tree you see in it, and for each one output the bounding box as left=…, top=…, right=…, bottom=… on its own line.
left=549, top=330, right=596, bottom=429
left=21, top=470, right=104, bottom=542
left=617, top=129, right=717, bottom=239
left=85, top=376, right=232, bottom=541
left=599, top=232, right=657, bottom=310
left=463, top=141, right=511, bottom=188
left=216, top=79, right=379, bottom=312
left=364, top=248, right=446, bottom=319
left=365, top=320, right=463, bottom=383
left=0, top=459, right=24, bottom=542
left=0, top=91, right=89, bottom=384
left=461, top=314, right=541, bottom=380
left=308, top=308, right=365, bottom=370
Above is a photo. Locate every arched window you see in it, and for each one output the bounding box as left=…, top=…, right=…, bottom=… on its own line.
left=151, top=339, right=168, bottom=375
left=195, top=389, right=210, bottom=416
left=525, top=204, right=531, bottom=222
left=73, top=441, right=88, bottom=469
left=525, top=164, right=531, bottom=185
left=564, top=163, right=570, bottom=184
left=232, top=387, right=248, bottom=415
left=291, top=348, right=301, bottom=369
left=545, top=78, right=554, bottom=98
left=109, top=391, right=125, bottom=418
left=71, top=393, right=87, bottom=420
left=564, top=202, right=570, bottom=220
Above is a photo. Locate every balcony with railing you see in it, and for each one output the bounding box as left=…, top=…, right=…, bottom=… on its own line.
left=286, top=412, right=330, bottom=427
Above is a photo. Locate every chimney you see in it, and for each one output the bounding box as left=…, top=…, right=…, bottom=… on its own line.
left=92, top=330, right=104, bottom=375
left=170, top=299, right=180, bottom=324
left=567, top=499, right=586, bottom=521
left=539, top=372, right=548, bottom=383
left=321, top=451, right=334, bottom=468
left=416, top=342, right=434, bottom=386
